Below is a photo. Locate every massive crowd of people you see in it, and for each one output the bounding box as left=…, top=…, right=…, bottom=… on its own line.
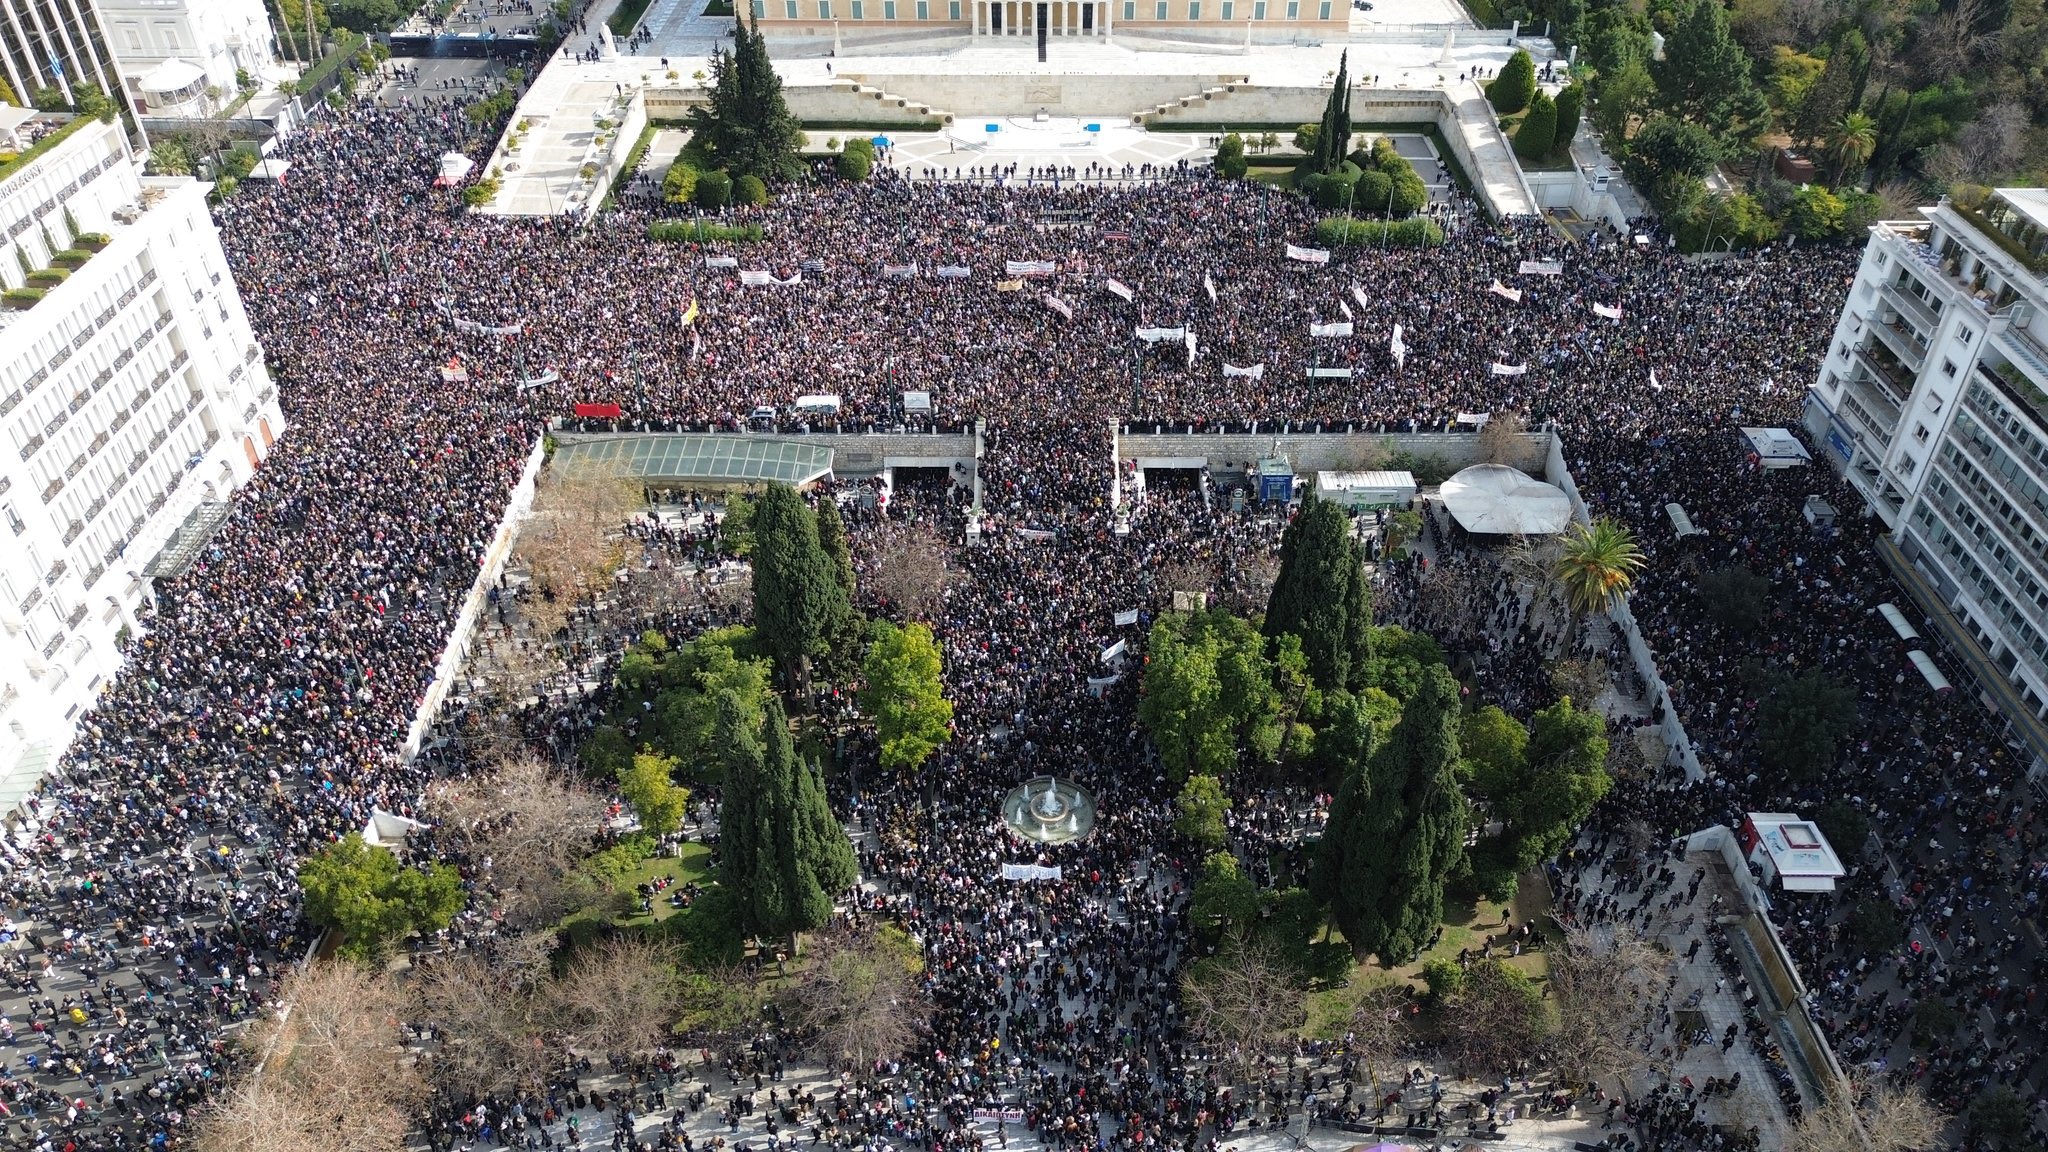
left=0, top=71, right=2042, bottom=1152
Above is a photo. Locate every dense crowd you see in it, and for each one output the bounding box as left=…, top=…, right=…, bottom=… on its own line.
left=0, top=76, right=2040, bottom=1152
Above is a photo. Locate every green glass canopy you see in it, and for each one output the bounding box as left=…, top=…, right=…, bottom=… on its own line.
left=550, top=434, right=834, bottom=487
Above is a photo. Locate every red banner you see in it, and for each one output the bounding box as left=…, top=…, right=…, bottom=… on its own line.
left=573, top=402, right=622, bottom=419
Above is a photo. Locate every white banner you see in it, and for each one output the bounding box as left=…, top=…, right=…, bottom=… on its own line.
left=1456, top=411, right=1491, bottom=427
left=1100, top=638, right=1128, bottom=663
left=1006, top=259, right=1057, bottom=277
left=1017, top=528, right=1057, bottom=541
left=1085, top=674, right=1121, bottom=697
left=1518, top=259, right=1564, bottom=275
left=1490, top=361, right=1528, bottom=376
left=1204, top=272, right=1217, bottom=303
left=739, top=270, right=774, bottom=286
left=1223, top=362, right=1265, bottom=380
left=1136, top=326, right=1188, bottom=343
left=1591, top=302, right=1623, bottom=319
left=938, top=265, right=972, bottom=279
left=1103, top=278, right=1135, bottom=302
left=974, top=1109, right=1027, bottom=1122
left=1650, top=368, right=1663, bottom=392
left=883, top=263, right=920, bottom=279
left=430, top=296, right=455, bottom=317
left=1044, top=294, right=1073, bottom=320
left=1489, top=279, right=1523, bottom=303
left=1285, top=243, right=1331, bottom=265
left=1310, top=321, right=1354, bottom=338
left=774, top=272, right=803, bottom=287
left=1001, top=864, right=1064, bottom=881
left=1113, top=608, right=1140, bottom=626
left=1339, top=299, right=1354, bottom=321
left=1184, top=331, right=1198, bottom=364
left=515, top=369, right=560, bottom=393
left=1306, top=366, right=1354, bottom=378
left=1390, top=323, right=1407, bottom=370
left=800, top=258, right=826, bottom=273
left=1352, top=284, right=1370, bottom=313
left=439, top=365, right=468, bottom=382
left=705, top=256, right=740, bottom=269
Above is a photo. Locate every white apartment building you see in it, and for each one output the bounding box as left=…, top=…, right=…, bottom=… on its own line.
left=96, top=0, right=278, bottom=115
left=0, top=113, right=282, bottom=800
left=1806, top=188, right=2048, bottom=768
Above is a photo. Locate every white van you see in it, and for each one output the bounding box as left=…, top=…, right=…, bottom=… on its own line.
left=748, top=405, right=778, bottom=426
left=793, top=394, right=842, bottom=418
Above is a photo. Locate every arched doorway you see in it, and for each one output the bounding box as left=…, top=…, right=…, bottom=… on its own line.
left=242, top=436, right=259, bottom=469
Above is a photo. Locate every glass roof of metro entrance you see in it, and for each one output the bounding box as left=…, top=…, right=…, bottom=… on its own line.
left=550, top=434, right=834, bottom=487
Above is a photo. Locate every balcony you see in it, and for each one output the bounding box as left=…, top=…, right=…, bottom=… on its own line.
left=80, top=566, right=102, bottom=592
left=1873, top=316, right=1931, bottom=372
left=40, top=477, right=61, bottom=502
left=90, top=431, right=108, bottom=454
left=65, top=455, right=87, bottom=480
left=68, top=391, right=89, bottom=414
left=1882, top=280, right=1943, bottom=332
left=41, top=634, right=61, bottom=660
left=19, top=433, right=44, bottom=461
left=43, top=560, right=65, bottom=586
left=19, top=587, right=40, bottom=614
left=61, top=521, right=81, bottom=545
left=0, top=390, right=19, bottom=417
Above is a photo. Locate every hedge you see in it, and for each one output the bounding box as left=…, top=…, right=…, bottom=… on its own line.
left=1313, top=217, right=1445, bottom=247
left=646, top=220, right=764, bottom=243
left=2, top=287, right=44, bottom=309
left=51, top=249, right=92, bottom=270
left=25, top=268, right=68, bottom=288
left=0, top=116, right=91, bottom=187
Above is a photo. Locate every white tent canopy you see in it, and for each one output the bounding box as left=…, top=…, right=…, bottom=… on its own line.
left=436, top=152, right=475, bottom=187
left=139, top=58, right=206, bottom=94
left=247, top=158, right=291, bottom=181
left=1439, top=464, right=1573, bottom=535
left=1741, top=426, right=1813, bottom=468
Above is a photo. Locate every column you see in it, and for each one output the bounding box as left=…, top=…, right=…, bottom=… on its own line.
left=1103, top=0, right=1112, bottom=36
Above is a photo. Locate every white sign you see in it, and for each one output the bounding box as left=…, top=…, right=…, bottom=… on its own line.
left=937, top=265, right=972, bottom=278
left=1591, top=302, right=1623, bottom=319
left=1489, top=361, right=1528, bottom=376
left=883, top=263, right=920, bottom=279
left=1113, top=608, right=1140, bottom=626
left=1223, top=362, right=1266, bottom=379
left=1488, top=279, right=1523, bottom=303
left=1005, top=259, right=1057, bottom=276
left=1204, top=271, right=1217, bottom=302
left=1001, top=864, right=1064, bottom=881
left=1103, top=278, right=1135, bottom=301
left=1043, top=294, right=1073, bottom=320
left=1285, top=243, right=1331, bottom=265
left=1136, top=326, right=1187, bottom=343
left=1309, top=321, right=1354, bottom=338
left=1390, top=323, right=1407, bottom=370
left=1518, top=259, right=1564, bottom=275
left=705, top=256, right=740, bottom=269
left=1306, top=366, right=1354, bottom=378
left=1100, top=638, right=1128, bottom=663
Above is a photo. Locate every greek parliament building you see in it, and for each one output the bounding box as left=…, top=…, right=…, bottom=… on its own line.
left=747, top=0, right=1349, bottom=42
left=1805, top=187, right=2048, bottom=777
left=0, top=113, right=283, bottom=804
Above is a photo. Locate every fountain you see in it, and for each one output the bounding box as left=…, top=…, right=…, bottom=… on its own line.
left=1001, top=775, right=1098, bottom=844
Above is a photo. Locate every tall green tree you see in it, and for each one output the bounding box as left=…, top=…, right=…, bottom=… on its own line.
left=1175, top=773, right=1233, bottom=849
left=1471, top=697, right=1611, bottom=895
left=1488, top=49, right=1537, bottom=114
left=1311, top=51, right=1354, bottom=174
left=721, top=696, right=859, bottom=947
left=1264, top=496, right=1371, bottom=692
left=688, top=17, right=805, bottom=184
left=816, top=499, right=857, bottom=598
left=751, top=486, right=854, bottom=696
left=1312, top=667, right=1467, bottom=963
left=1654, top=0, right=1768, bottom=141
left=299, top=834, right=465, bottom=962
left=1515, top=91, right=1560, bottom=160
left=1552, top=84, right=1585, bottom=152
left=1757, top=668, right=1858, bottom=782
left=858, top=620, right=953, bottom=772
left=1141, top=610, right=1282, bottom=781
left=1793, top=29, right=1867, bottom=150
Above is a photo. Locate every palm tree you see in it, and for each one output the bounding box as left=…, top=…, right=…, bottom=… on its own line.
left=1828, top=111, right=1879, bottom=189
left=1552, top=517, right=1646, bottom=624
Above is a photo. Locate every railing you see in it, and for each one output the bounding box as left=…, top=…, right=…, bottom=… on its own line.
left=40, top=477, right=61, bottom=502
left=19, top=434, right=44, bottom=461
left=41, top=634, right=61, bottom=660
left=43, top=560, right=65, bottom=586
left=61, top=521, right=82, bottom=545
left=0, top=390, right=20, bottom=417
left=19, top=588, right=40, bottom=615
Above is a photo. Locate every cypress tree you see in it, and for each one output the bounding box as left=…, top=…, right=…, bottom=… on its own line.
left=1486, top=49, right=1535, bottom=115
left=1514, top=92, right=1558, bottom=161
left=758, top=697, right=857, bottom=946
left=1312, top=51, right=1352, bottom=175
left=1314, top=666, right=1467, bottom=963
left=715, top=691, right=790, bottom=943
left=1263, top=495, right=1371, bottom=692
left=816, top=499, right=857, bottom=598
left=1552, top=84, right=1584, bottom=155
left=688, top=15, right=804, bottom=184
left=751, top=485, right=852, bottom=696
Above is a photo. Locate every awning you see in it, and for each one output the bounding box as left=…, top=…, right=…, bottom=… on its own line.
left=142, top=501, right=232, bottom=579
left=1740, top=425, right=1813, bottom=467
left=1779, top=875, right=1839, bottom=892
left=1439, top=464, right=1573, bottom=535
left=552, top=434, right=834, bottom=487
left=247, top=158, right=291, bottom=181
left=435, top=152, right=475, bottom=187
left=1877, top=602, right=1921, bottom=641
left=1908, top=649, right=1952, bottom=692
left=139, top=58, right=206, bottom=93
left=1667, top=502, right=1702, bottom=538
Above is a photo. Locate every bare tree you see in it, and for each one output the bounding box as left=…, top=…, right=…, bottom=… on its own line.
left=777, top=926, right=931, bottom=1072
left=861, top=520, right=956, bottom=621
left=1547, top=925, right=1674, bottom=1095
left=1477, top=410, right=1532, bottom=467
left=1442, top=959, right=1550, bottom=1079
left=1550, top=656, right=1611, bottom=709
left=1956, top=101, right=2028, bottom=181
left=679, top=962, right=771, bottom=1038
left=411, top=953, right=556, bottom=1097
left=1789, top=1074, right=1945, bottom=1152
left=1155, top=554, right=1217, bottom=607
left=1218, top=547, right=1280, bottom=616
left=193, top=961, right=421, bottom=1152
left=428, top=756, right=610, bottom=930
left=514, top=474, right=643, bottom=644
left=546, top=936, right=685, bottom=1059
left=1345, top=979, right=1413, bottom=1098
left=1179, top=937, right=1308, bottom=1087
left=1913, top=0, right=2000, bottom=85
left=1873, top=181, right=1925, bottom=222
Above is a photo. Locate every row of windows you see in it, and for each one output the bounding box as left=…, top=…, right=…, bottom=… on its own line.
left=1944, top=412, right=2048, bottom=529
left=1929, top=475, right=2048, bottom=619
left=1928, top=443, right=2048, bottom=580
left=1913, top=504, right=2048, bottom=672
left=1966, top=378, right=2048, bottom=475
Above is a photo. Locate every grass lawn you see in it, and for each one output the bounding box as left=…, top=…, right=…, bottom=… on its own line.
left=1249, top=168, right=1299, bottom=191
left=1301, top=869, right=1558, bottom=1035
left=561, top=841, right=715, bottom=945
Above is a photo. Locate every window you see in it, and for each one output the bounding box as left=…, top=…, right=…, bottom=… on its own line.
left=818, top=0, right=831, bottom=16
left=885, top=0, right=897, bottom=16
left=787, top=0, right=799, bottom=17
left=1897, top=454, right=1917, bottom=477
left=1220, top=0, right=1232, bottom=16
left=1125, top=1, right=1135, bottom=16
left=1916, top=424, right=1931, bottom=443
left=123, top=27, right=141, bottom=50
left=945, top=0, right=956, bottom=16
left=851, top=0, right=863, bottom=16
left=1, top=504, right=21, bottom=536
left=1319, top=0, right=1329, bottom=14
left=1189, top=0, right=1199, bottom=15
left=1960, top=326, right=1977, bottom=344
left=753, top=0, right=766, bottom=14
left=1253, top=0, right=1265, bottom=15
left=1943, top=359, right=1958, bottom=377
left=1286, top=0, right=1298, bottom=15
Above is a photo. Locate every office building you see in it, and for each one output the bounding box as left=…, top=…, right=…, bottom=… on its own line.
left=0, top=112, right=282, bottom=799
left=96, top=0, right=279, bottom=116
left=0, top=0, right=125, bottom=112
left=1806, top=187, right=2048, bottom=768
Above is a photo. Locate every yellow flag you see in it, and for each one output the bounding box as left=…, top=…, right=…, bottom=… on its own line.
left=679, top=297, right=700, bottom=327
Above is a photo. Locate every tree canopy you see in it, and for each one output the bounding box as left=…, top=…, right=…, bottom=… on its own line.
left=1264, top=496, right=1371, bottom=692
left=751, top=486, right=854, bottom=695
left=859, top=620, right=954, bottom=772
left=299, top=833, right=464, bottom=961
left=719, top=695, right=859, bottom=944
left=687, top=17, right=804, bottom=185
left=1140, top=609, right=1282, bottom=780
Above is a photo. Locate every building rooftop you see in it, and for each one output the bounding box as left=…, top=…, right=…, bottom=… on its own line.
left=552, top=434, right=835, bottom=487
left=1997, top=187, right=2048, bottom=234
